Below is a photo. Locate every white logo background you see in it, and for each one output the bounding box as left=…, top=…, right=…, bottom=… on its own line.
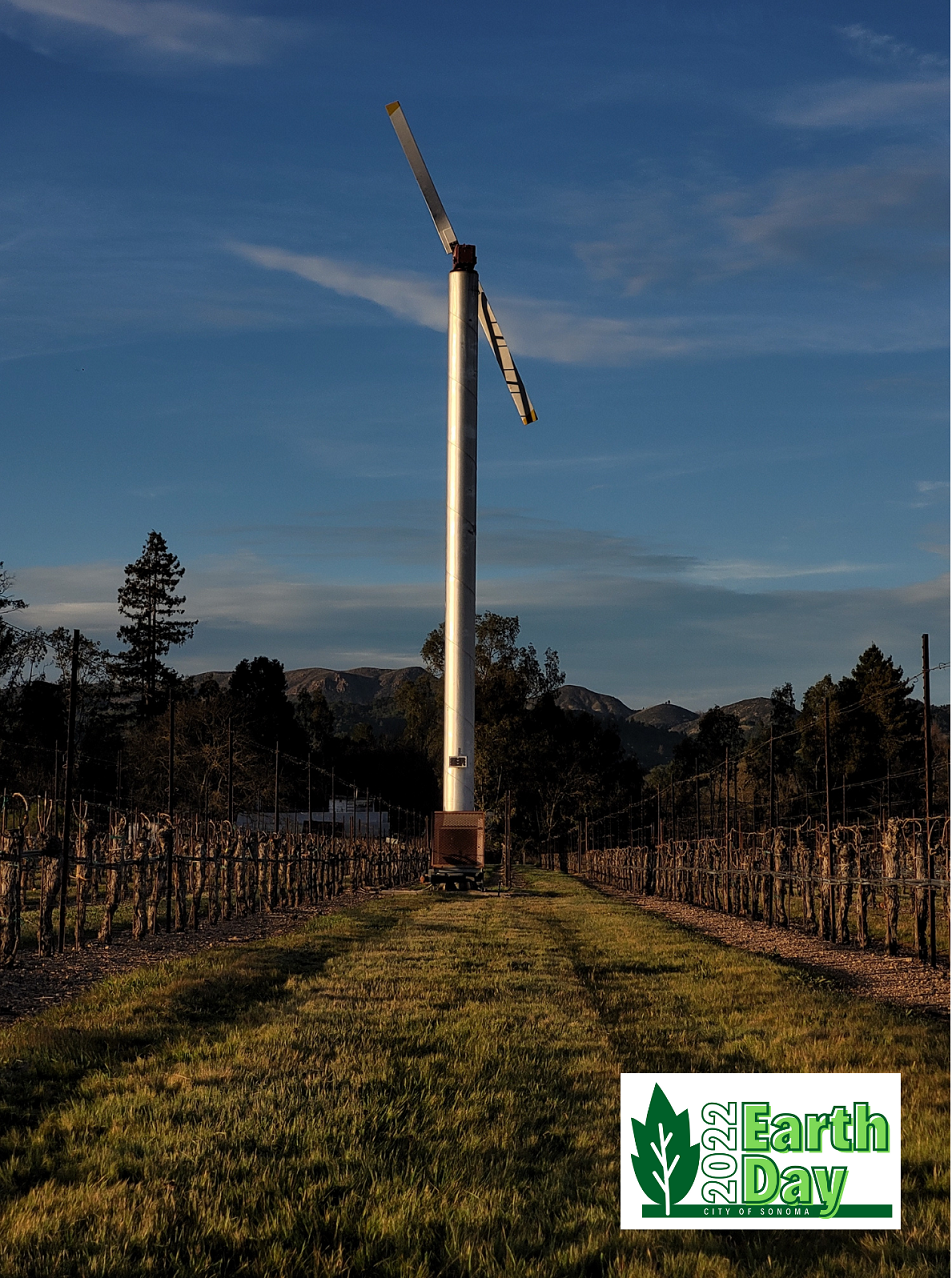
left=621, top=1073, right=901, bottom=1231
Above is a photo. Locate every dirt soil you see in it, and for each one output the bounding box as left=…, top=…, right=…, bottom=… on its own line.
left=592, top=882, right=949, bottom=1018
left=0, top=892, right=378, bottom=1027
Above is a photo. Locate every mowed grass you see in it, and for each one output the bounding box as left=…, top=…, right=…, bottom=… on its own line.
left=0, top=870, right=946, bottom=1278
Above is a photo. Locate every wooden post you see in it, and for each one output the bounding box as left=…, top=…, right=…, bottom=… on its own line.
left=330, top=768, right=336, bottom=878
left=823, top=696, right=833, bottom=939
left=273, top=741, right=280, bottom=836
left=504, top=790, right=511, bottom=888
left=166, top=690, right=174, bottom=934
left=922, top=634, right=936, bottom=967
left=227, top=716, right=233, bottom=825
left=855, top=830, right=869, bottom=949
left=882, top=819, right=899, bottom=956
left=768, top=729, right=775, bottom=830
left=58, top=629, right=80, bottom=953
left=724, top=749, right=731, bottom=913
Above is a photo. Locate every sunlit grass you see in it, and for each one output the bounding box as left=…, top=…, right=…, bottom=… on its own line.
left=0, top=870, right=946, bottom=1277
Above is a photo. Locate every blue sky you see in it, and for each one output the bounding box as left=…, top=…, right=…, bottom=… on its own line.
left=1, top=0, right=948, bottom=710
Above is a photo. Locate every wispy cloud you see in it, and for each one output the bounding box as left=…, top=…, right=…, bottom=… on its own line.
left=575, top=153, right=947, bottom=291
left=837, top=24, right=947, bottom=74
left=229, top=239, right=947, bottom=362
left=228, top=243, right=447, bottom=330
left=0, top=0, right=299, bottom=65
left=228, top=241, right=694, bottom=363
left=197, top=504, right=902, bottom=591
left=197, top=503, right=699, bottom=577
left=13, top=558, right=949, bottom=709
left=687, top=560, right=888, bottom=584
left=911, top=479, right=951, bottom=510
left=725, top=159, right=948, bottom=281
left=774, top=77, right=948, bottom=130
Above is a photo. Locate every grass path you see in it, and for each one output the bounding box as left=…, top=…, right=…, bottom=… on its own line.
left=0, top=871, right=947, bottom=1277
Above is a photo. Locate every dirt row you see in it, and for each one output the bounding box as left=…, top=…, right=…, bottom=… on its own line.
left=592, top=882, right=949, bottom=1018
left=0, top=893, right=377, bottom=1027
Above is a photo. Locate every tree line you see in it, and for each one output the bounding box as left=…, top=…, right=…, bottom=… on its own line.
left=0, top=534, right=945, bottom=857
left=637, top=643, right=946, bottom=842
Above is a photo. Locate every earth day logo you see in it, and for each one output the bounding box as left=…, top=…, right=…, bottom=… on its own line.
left=630, top=1084, right=700, bottom=1215
left=620, top=1073, right=901, bottom=1231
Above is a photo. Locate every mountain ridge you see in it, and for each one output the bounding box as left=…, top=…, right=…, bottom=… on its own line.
left=189, top=665, right=949, bottom=769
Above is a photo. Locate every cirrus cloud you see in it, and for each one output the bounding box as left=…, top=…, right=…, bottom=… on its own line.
left=0, top=0, right=301, bottom=65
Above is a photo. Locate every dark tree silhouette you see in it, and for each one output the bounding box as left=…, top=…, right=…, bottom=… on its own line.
left=115, top=532, right=196, bottom=711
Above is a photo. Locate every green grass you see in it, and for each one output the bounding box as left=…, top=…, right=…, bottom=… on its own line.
left=0, top=870, right=947, bottom=1277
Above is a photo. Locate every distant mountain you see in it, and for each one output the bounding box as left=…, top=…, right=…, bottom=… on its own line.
left=555, top=685, right=637, bottom=720
left=555, top=688, right=687, bottom=767
left=283, top=666, right=427, bottom=704
left=197, top=666, right=942, bottom=766
left=629, top=702, right=698, bottom=732
left=555, top=691, right=778, bottom=765
left=681, top=696, right=774, bottom=738
left=192, top=666, right=428, bottom=705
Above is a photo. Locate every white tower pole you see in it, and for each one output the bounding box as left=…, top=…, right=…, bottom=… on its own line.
left=385, top=102, right=536, bottom=818
left=443, top=248, right=478, bottom=812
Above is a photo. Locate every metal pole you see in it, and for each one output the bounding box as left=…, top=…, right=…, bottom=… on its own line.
left=922, top=634, right=935, bottom=967
left=443, top=246, right=478, bottom=812
left=768, top=729, right=775, bottom=830
left=58, top=629, right=79, bottom=953
left=307, top=753, right=312, bottom=835
left=166, top=690, right=174, bottom=934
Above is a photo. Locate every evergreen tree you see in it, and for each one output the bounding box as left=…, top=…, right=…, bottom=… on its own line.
left=229, top=656, right=305, bottom=755
left=0, top=562, right=27, bottom=682
left=115, top=532, right=196, bottom=711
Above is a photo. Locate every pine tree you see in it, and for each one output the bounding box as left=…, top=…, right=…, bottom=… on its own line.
left=0, top=563, right=27, bottom=681
left=115, top=532, right=196, bottom=711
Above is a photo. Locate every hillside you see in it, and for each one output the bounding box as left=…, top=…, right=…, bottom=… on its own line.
left=555, top=685, right=638, bottom=720
left=628, top=702, right=698, bottom=731
left=192, top=666, right=947, bottom=769
left=283, top=666, right=427, bottom=704
left=680, top=696, right=774, bottom=737
left=192, top=666, right=428, bottom=705
left=554, top=688, right=686, bottom=767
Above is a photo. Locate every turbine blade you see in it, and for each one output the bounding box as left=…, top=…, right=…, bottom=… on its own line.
left=477, top=286, right=538, bottom=424
left=386, top=102, right=458, bottom=254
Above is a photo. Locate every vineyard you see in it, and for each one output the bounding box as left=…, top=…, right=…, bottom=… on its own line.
left=561, top=817, right=950, bottom=964
left=0, top=795, right=429, bottom=964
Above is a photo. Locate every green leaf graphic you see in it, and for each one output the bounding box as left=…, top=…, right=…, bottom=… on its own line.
left=631, top=1084, right=701, bottom=1215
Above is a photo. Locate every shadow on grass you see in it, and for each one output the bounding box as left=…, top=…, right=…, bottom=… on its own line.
left=0, top=904, right=407, bottom=1144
